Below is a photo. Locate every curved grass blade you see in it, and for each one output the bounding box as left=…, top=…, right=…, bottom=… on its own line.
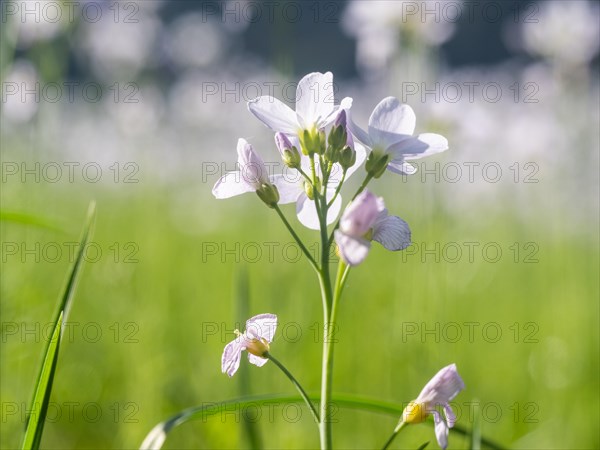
left=0, top=210, right=66, bottom=234
left=140, top=393, right=504, bottom=450
left=21, top=201, right=96, bottom=449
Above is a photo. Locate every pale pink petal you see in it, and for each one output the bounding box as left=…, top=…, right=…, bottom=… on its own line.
left=339, top=190, right=384, bottom=237
left=372, top=213, right=411, bottom=251
left=248, top=353, right=269, bottom=367
left=387, top=160, right=417, bottom=175
left=387, top=133, right=449, bottom=160
left=270, top=174, right=303, bottom=204
left=248, top=96, right=299, bottom=134
left=368, top=97, right=415, bottom=150
left=221, top=339, right=244, bottom=377
left=417, top=364, right=465, bottom=405
left=432, top=410, right=449, bottom=450
left=237, top=138, right=269, bottom=186
left=443, top=403, right=457, bottom=428
left=295, top=72, right=335, bottom=127
left=245, top=313, right=278, bottom=343
left=334, top=230, right=371, bottom=266
left=212, top=172, right=255, bottom=199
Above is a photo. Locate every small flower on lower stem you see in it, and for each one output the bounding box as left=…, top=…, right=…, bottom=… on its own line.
left=334, top=190, right=411, bottom=266
left=402, top=364, right=465, bottom=450
left=212, top=138, right=287, bottom=207
left=221, top=313, right=278, bottom=377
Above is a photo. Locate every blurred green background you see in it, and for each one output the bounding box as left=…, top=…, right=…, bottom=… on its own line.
left=1, top=1, right=598, bottom=449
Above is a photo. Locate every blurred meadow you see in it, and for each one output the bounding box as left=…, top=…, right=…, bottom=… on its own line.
left=1, top=1, right=599, bottom=449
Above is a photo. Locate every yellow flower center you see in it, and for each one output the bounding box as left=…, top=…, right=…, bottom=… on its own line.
left=402, top=401, right=428, bottom=424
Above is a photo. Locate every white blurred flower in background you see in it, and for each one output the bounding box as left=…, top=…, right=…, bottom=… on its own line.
left=522, top=0, right=600, bottom=67
left=1, top=60, right=39, bottom=124
left=76, top=8, right=162, bottom=80
left=163, top=14, right=227, bottom=69
left=342, top=0, right=459, bottom=74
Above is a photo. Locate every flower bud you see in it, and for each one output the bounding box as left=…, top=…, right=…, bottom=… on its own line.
left=303, top=177, right=321, bottom=200
left=274, top=132, right=301, bottom=168
left=299, top=127, right=325, bottom=156
left=256, top=183, right=280, bottom=208
left=334, top=109, right=347, bottom=129
left=339, top=145, right=356, bottom=171
left=365, top=151, right=390, bottom=178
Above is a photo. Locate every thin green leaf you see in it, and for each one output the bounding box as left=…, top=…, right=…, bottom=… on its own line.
left=0, top=210, right=66, bottom=234
left=21, top=201, right=96, bottom=450
left=139, top=393, right=504, bottom=450
left=469, top=399, right=481, bottom=450
left=416, top=441, right=430, bottom=450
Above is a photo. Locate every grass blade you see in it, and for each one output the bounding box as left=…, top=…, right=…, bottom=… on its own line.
left=21, top=201, right=96, bottom=449
left=139, top=393, right=504, bottom=450
left=0, top=210, right=66, bottom=234
left=235, top=267, right=263, bottom=449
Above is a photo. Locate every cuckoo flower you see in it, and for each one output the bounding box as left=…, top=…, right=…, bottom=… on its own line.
left=221, top=314, right=278, bottom=377
left=348, top=96, right=448, bottom=176
left=402, top=364, right=465, bottom=450
left=248, top=71, right=352, bottom=145
left=274, top=132, right=367, bottom=230
left=334, top=190, right=411, bottom=266
left=212, top=138, right=289, bottom=206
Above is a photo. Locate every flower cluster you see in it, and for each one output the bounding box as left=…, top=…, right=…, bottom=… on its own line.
left=213, top=71, right=448, bottom=265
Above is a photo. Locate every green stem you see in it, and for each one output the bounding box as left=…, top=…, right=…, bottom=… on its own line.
left=381, top=421, right=407, bottom=450
left=266, top=353, right=320, bottom=425
left=273, top=204, right=319, bottom=272
left=319, top=259, right=349, bottom=450
left=327, top=170, right=347, bottom=208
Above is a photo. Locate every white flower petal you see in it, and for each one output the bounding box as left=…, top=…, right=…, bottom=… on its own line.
left=212, top=172, right=255, bottom=199
left=245, top=313, right=278, bottom=343
left=248, top=96, right=299, bottom=134
left=344, top=141, right=368, bottom=179
left=248, top=353, right=269, bottom=367
left=432, top=410, right=449, bottom=450
left=372, top=213, right=411, bottom=251
left=295, top=71, right=334, bottom=127
left=368, top=97, right=415, bottom=150
left=388, top=133, right=449, bottom=160
left=270, top=174, right=303, bottom=204
left=347, top=110, right=373, bottom=147
left=334, top=230, right=371, bottom=266
left=326, top=189, right=342, bottom=225
left=387, top=160, right=417, bottom=175
left=319, top=96, right=354, bottom=128
left=221, top=339, right=243, bottom=377
left=296, top=193, right=321, bottom=230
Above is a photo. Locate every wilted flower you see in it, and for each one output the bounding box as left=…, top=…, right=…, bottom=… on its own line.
left=349, top=97, right=448, bottom=176
left=221, top=313, right=278, bottom=377
left=248, top=72, right=352, bottom=144
left=334, top=190, right=411, bottom=265
left=402, top=364, right=465, bottom=450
